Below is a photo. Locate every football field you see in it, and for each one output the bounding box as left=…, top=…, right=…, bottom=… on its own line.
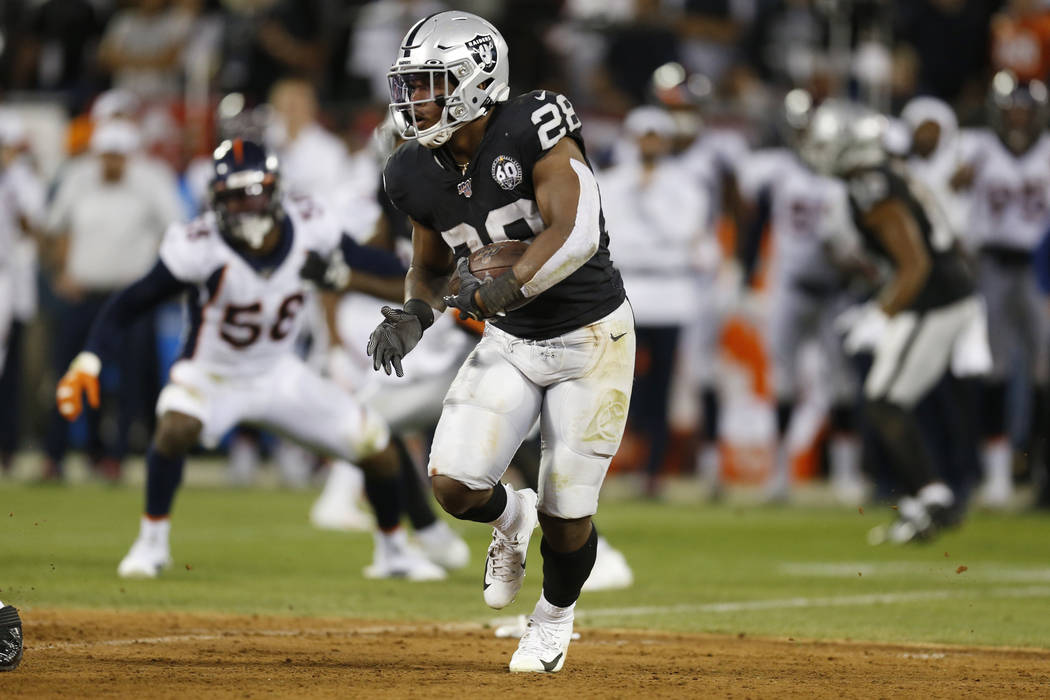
left=2, top=470, right=1049, bottom=697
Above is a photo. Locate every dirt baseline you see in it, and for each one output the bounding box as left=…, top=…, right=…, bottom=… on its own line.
left=4, top=609, right=1049, bottom=698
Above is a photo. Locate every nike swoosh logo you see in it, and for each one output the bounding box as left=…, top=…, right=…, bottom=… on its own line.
left=534, top=91, right=546, bottom=101
left=541, top=653, right=563, bottom=672
left=610, top=332, right=627, bottom=342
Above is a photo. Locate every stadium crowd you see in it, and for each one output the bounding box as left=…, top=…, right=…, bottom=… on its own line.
left=2, top=0, right=1050, bottom=527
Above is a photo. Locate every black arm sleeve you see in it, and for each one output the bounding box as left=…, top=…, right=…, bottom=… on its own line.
left=738, top=186, right=771, bottom=286
left=84, top=259, right=190, bottom=360
left=338, top=234, right=407, bottom=276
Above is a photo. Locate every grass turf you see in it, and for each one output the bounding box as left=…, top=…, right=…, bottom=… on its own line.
left=2, top=480, right=1049, bottom=648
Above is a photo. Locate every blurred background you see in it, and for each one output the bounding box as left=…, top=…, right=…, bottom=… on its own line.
left=1, top=0, right=1049, bottom=514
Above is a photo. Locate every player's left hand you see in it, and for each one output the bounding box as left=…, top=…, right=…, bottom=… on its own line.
left=366, top=305, right=425, bottom=377
left=56, top=352, right=102, bottom=421
left=300, top=250, right=351, bottom=291
left=443, top=258, right=489, bottom=321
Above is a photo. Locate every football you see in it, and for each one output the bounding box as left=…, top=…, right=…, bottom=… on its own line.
left=448, top=240, right=530, bottom=306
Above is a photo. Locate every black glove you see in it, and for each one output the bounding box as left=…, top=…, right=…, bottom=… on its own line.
left=300, top=250, right=350, bottom=291
left=366, top=299, right=434, bottom=377
left=443, top=258, right=488, bottom=321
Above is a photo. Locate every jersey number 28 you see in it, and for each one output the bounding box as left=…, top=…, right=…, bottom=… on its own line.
left=531, top=95, right=582, bottom=151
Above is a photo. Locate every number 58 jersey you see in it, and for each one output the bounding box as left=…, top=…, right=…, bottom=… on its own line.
left=158, top=193, right=338, bottom=377
left=383, top=90, right=625, bottom=341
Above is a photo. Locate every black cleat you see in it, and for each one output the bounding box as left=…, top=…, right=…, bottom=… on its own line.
left=0, top=605, right=23, bottom=671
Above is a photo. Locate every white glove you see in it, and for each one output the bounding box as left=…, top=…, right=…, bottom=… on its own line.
left=837, top=303, right=888, bottom=356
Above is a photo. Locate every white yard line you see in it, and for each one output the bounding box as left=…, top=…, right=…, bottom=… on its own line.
left=35, top=621, right=485, bottom=651
left=34, top=585, right=1050, bottom=651
left=573, top=585, right=1050, bottom=619
left=779, top=562, right=1050, bottom=582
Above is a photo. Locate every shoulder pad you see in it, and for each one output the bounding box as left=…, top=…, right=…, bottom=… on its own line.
left=847, top=167, right=893, bottom=214
left=500, top=91, right=585, bottom=161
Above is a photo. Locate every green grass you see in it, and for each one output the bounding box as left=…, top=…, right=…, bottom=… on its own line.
left=2, top=481, right=1049, bottom=648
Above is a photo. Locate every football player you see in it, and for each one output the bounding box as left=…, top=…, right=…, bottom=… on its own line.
left=737, top=90, right=863, bottom=505
left=955, top=72, right=1050, bottom=508
left=801, top=100, right=982, bottom=543
left=56, top=138, right=444, bottom=581
left=368, top=12, right=634, bottom=672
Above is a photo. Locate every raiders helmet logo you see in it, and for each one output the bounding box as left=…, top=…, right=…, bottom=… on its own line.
left=491, top=155, right=523, bottom=190
left=466, top=34, right=498, bottom=73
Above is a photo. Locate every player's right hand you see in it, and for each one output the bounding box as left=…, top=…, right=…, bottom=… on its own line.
left=300, top=250, right=351, bottom=291
left=366, top=305, right=425, bottom=377
left=56, top=352, right=102, bottom=422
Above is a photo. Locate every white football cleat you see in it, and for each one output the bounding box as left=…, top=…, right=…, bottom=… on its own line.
left=509, top=613, right=574, bottom=673
left=582, top=536, right=633, bottom=592
left=364, top=529, right=446, bottom=581
left=415, top=520, right=470, bottom=571
left=117, top=518, right=173, bottom=579
left=309, top=496, right=373, bottom=532
left=483, top=487, right=538, bottom=609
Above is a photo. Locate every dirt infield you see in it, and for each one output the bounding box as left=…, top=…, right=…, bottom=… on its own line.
left=5, top=609, right=1049, bottom=698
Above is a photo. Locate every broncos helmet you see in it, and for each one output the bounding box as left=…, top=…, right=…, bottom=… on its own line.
left=800, top=99, right=888, bottom=176
left=209, top=138, right=282, bottom=251
left=988, top=70, right=1048, bottom=155
left=387, top=11, right=511, bottom=148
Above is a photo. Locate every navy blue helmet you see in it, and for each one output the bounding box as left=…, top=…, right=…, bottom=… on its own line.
left=209, top=138, right=283, bottom=250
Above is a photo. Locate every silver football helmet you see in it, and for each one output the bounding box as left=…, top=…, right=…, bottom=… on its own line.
left=800, top=99, right=888, bottom=176
left=387, top=11, right=511, bottom=148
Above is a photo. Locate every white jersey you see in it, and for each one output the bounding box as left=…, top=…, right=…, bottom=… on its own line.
left=601, top=158, right=711, bottom=325
left=966, top=130, right=1050, bottom=252
left=738, top=148, right=844, bottom=287
left=0, top=159, right=45, bottom=271
left=159, top=193, right=341, bottom=377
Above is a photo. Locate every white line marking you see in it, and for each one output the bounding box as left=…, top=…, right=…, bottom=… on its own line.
left=574, top=585, right=1050, bottom=619
left=779, top=562, right=1050, bottom=582
left=34, top=621, right=485, bottom=651
left=32, top=585, right=1050, bottom=651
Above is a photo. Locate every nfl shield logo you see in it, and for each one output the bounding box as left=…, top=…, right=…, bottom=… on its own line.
left=457, top=178, right=473, bottom=198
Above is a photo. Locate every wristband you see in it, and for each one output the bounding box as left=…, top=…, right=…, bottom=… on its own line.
left=404, top=298, right=435, bottom=331
left=477, top=272, right=525, bottom=316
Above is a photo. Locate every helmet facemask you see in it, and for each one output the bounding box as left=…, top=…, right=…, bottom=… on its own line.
left=211, top=171, right=281, bottom=251
left=387, top=12, right=511, bottom=149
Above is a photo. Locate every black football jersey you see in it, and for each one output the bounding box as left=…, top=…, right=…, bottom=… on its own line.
left=846, top=164, right=973, bottom=311
left=383, top=90, right=626, bottom=340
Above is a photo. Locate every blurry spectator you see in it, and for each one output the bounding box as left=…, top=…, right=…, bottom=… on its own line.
left=42, top=120, right=182, bottom=481
left=347, top=0, right=447, bottom=102
left=266, top=77, right=349, bottom=203
left=602, top=107, right=708, bottom=495
left=675, top=0, right=756, bottom=83
left=8, top=0, right=104, bottom=106
left=0, top=110, right=46, bottom=473
left=603, top=0, right=683, bottom=105
left=895, top=0, right=1000, bottom=104
left=98, top=0, right=196, bottom=100
left=991, top=0, right=1050, bottom=82
left=741, top=0, right=826, bottom=88
left=494, top=0, right=565, bottom=93
left=221, top=0, right=333, bottom=101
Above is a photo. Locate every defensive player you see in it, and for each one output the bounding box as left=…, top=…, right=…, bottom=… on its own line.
left=957, top=72, right=1050, bottom=507
left=802, top=100, right=981, bottom=543
left=56, top=139, right=444, bottom=581
left=368, top=12, right=634, bottom=672
left=738, top=92, right=863, bottom=505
